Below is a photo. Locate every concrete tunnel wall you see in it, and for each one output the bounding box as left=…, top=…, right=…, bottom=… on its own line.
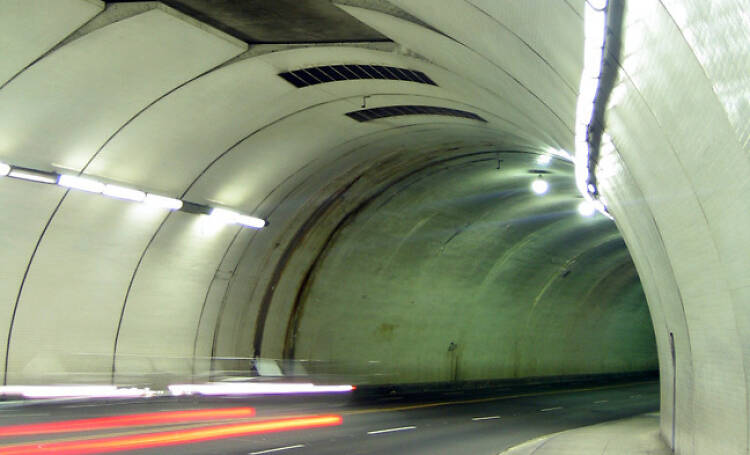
left=3, top=1, right=748, bottom=453
left=286, top=153, right=656, bottom=384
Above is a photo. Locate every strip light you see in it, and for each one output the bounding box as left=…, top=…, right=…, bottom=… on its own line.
left=8, top=168, right=58, bottom=184
left=210, top=208, right=266, bottom=229
left=144, top=193, right=183, bottom=210
left=103, top=184, right=145, bottom=202
left=0, top=160, right=265, bottom=229
left=58, top=174, right=104, bottom=193
left=574, top=0, right=612, bottom=219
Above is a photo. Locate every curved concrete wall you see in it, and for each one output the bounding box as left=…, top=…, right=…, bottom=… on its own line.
left=595, top=1, right=750, bottom=452
left=5, top=1, right=743, bottom=453
left=288, top=153, right=655, bottom=384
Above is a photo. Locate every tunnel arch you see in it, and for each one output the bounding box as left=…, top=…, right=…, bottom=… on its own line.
left=6, top=2, right=747, bottom=454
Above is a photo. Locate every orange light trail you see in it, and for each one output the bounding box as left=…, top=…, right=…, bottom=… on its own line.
left=0, top=414, right=343, bottom=455
left=0, top=408, right=255, bottom=437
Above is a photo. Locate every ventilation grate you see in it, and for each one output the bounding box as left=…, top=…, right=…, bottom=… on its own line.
left=345, top=105, right=486, bottom=123
left=279, top=65, right=437, bottom=88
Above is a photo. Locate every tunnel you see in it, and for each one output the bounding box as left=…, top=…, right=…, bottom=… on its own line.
left=0, top=1, right=748, bottom=454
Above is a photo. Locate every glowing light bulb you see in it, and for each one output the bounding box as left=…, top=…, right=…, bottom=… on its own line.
left=531, top=178, right=549, bottom=195
left=578, top=200, right=596, bottom=216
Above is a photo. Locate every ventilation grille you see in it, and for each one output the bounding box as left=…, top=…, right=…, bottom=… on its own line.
left=279, top=65, right=437, bottom=88
left=346, top=105, right=487, bottom=123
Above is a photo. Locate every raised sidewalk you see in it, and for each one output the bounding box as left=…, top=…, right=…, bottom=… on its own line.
left=499, top=413, right=671, bottom=455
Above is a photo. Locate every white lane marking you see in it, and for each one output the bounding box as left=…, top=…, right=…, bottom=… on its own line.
left=0, top=412, right=49, bottom=418
left=472, top=416, right=500, bottom=421
left=630, top=394, right=642, bottom=399
left=367, top=426, right=416, bottom=435
left=539, top=406, right=563, bottom=412
left=250, top=444, right=305, bottom=455
left=594, top=400, right=609, bottom=404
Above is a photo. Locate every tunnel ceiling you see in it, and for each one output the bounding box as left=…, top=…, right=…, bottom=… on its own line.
left=0, top=0, right=656, bottom=386
left=118, top=0, right=421, bottom=43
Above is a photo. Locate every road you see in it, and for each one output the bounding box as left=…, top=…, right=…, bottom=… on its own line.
left=0, top=381, right=658, bottom=454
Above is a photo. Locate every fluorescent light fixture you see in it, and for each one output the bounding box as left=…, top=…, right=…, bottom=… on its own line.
left=9, top=168, right=58, bottom=184
left=537, top=154, right=552, bottom=165
left=144, top=193, right=183, bottom=210
left=210, top=207, right=239, bottom=224
left=103, top=184, right=145, bottom=202
left=168, top=382, right=354, bottom=397
left=573, top=0, right=612, bottom=218
left=236, top=214, right=266, bottom=229
left=210, top=207, right=266, bottom=229
left=531, top=177, right=549, bottom=195
left=58, top=174, right=104, bottom=193
left=0, top=162, right=9, bottom=176
left=578, top=200, right=596, bottom=217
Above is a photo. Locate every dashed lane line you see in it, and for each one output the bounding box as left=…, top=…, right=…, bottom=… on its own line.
left=367, top=426, right=416, bottom=435
left=249, top=444, right=305, bottom=454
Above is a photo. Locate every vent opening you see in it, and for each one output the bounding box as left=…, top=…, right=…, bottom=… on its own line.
left=279, top=65, right=437, bottom=88
left=346, top=105, right=486, bottom=123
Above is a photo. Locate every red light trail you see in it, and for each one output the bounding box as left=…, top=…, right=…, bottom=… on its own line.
left=0, top=414, right=343, bottom=454
left=0, top=407, right=255, bottom=437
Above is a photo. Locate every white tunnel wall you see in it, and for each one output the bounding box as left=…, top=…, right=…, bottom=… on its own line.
left=597, top=1, right=750, bottom=453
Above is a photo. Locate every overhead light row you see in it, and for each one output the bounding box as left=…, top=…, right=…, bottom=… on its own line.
left=529, top=175, right=596, bottom=218
left=537, top=148, right=572, bottom=165
left=573, top=0, right=612, bottom=219
left=0, top=161, right=266, bottom=229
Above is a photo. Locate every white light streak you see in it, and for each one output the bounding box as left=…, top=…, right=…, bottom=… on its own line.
left=167, top=382, right=354, bottom=396
left=537, top=154, right=552, bottom=165
left=0, top=385, right=155, bottom=399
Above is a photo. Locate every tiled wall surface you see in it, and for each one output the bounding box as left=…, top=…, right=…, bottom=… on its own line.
left=600, top=1, right=750, bottom=453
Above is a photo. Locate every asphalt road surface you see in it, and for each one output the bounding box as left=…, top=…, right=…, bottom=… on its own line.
left=0, top=381, right=658, bottom=454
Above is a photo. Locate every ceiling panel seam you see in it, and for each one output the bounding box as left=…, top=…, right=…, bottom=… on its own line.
left=464, top=0, right=579, bottom=94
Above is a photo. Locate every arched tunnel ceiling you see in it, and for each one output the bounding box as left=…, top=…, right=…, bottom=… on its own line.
left=0, top=0, right=656, bottom=386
